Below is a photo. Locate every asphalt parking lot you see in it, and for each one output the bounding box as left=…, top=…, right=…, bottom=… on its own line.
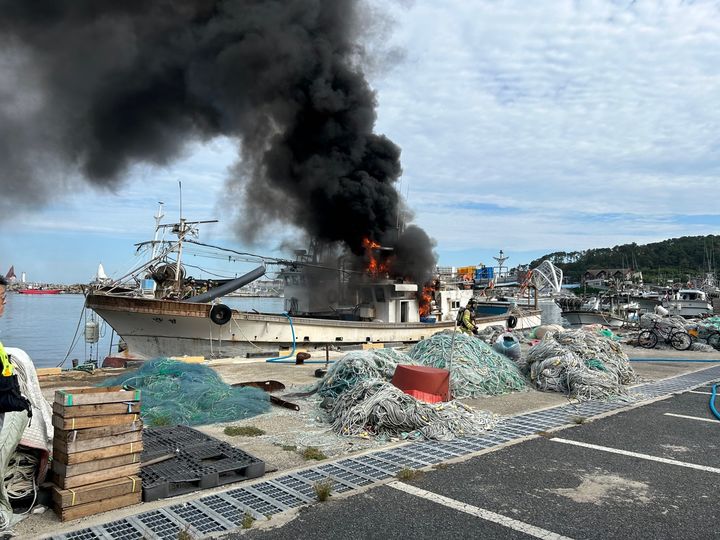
left=227, top=385, right=720, bottom=540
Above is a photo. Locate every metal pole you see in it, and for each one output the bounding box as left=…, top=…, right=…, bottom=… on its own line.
left=448, top=317, right=458, bottom=385
left=174, top=219, right=186, bottom=293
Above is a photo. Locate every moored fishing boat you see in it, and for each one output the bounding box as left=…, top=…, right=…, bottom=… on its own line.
left=555, top=294, right=639, bottom=328
left=662, top=289, right=713, bottom=318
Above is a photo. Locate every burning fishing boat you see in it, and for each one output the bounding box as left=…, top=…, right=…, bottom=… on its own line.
left=86, top=213, right=541, bottom=362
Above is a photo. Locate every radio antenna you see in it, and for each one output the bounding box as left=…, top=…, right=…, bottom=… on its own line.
left=178, top=180, right=183, bottom=220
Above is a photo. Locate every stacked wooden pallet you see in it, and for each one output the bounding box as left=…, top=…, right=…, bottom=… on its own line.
left=51, top=386, right=143, bottom=521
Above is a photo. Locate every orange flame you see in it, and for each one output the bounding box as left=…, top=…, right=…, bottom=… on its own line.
left=418, top=285, right=434, bottom=317
left=362, top=237, right=388, bottom=276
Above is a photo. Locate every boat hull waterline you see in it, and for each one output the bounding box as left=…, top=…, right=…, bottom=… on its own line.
left=87, top=294, right=541, bottom=360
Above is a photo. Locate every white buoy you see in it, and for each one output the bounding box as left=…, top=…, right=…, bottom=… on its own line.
left=84, top=320, right=100, bottom=343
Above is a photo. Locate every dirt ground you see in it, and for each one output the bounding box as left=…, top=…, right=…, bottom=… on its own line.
left=13, top=343, right=719, bottom=538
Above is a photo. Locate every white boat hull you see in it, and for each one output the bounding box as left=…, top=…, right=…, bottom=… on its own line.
left=562, top=310, right=627, bottom=328
left=661, top=300, right=712, bottom=318
left=87, top=294, right=541, bottom=360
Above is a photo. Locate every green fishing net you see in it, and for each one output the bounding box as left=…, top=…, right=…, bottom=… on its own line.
left=408, top=332, right=529, bottom=398
left=103, top=358, right=271, bottom=427
left=316, top=348, right=413, bottom=399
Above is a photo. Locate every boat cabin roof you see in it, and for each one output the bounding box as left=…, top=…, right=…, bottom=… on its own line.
left=676, top=289, right=706, bottom=299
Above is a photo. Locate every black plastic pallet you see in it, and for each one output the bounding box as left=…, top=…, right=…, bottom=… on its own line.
left=141, top=426, right=265, bottom=502
left=142, top=425, right=219, bottom=460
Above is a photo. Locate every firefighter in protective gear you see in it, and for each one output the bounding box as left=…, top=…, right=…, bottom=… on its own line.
left=459, top=299, right=478, bottom=335
left=0, top=279, right=10, bottom=376
left=0, top=341, right=12, bottom=377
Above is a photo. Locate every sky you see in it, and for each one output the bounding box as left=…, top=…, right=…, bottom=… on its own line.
left=3, top=0, right=720, bottom=284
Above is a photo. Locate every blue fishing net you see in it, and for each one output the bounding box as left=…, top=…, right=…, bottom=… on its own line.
left=102, top=358, right=271, bottom=427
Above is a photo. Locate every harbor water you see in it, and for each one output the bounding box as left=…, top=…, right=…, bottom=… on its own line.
left=0, top=293, right=285, bottom=368
left=0, top=294, right=563, bottom=369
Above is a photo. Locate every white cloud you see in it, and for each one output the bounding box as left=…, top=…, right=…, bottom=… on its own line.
left=373, top=0, right=720, bottom=259
left=10, top=0, right=720, bottom=280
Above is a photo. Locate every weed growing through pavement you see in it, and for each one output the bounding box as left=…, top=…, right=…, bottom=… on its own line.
left=572, top=416, right=587, bottom=425
left=241, top=511, right=255, bottom=529
left=224, top=425, right=265, bottom=437
left=302, top=446, right=327, bottom=460
left=281, top=444, right=297, bottom=451
left=313, top=479, right=334, bottom=501
left=177, top=527, right=193, bottom=540
left=396, top=467, right=423, bottom=481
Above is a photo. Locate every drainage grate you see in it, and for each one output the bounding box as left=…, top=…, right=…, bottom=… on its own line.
left=251, top=481, right=308, bottom=508
left=53, top=366, right=720, bottom=540
left=134, top=510, right=183, bottom=540
left=102, top=519, right=145, bottom=540
left=170, top=502, right=227, bottom=535
left=338, top=458, right=393, bottom=480
left=293, top=468, right=355, bottom=492
left=372, top=450, right=427, bottom=469
left=271, top=474, right=318, bottom=500
left=201, top=493, right=259, bottom=523
left=316, top=463, right=375, bottom=486
left=224, top=487, right=285, bottom=516
left=60, top=528, right=103, bottom=540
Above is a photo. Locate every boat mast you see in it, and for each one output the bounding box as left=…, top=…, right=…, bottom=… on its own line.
left=493, top=250, right=509, bottom=282
left=150, top=201, right=165, bottom=261
left=174, top=218, right=187, bottom=292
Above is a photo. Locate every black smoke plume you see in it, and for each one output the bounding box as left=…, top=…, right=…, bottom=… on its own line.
left=0, top=0, right=436, bottom=280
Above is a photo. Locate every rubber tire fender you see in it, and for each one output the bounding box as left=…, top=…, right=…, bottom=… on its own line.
left=209, top=304, right=232, bottom=325
left=506, top=315, right=518, bottom=329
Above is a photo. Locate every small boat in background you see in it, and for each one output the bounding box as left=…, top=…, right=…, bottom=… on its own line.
left=17, top=287, right=62, bottom=295
left=555, top=295, right=639, bottom=328
left=662, top=289, right=712, bottom=318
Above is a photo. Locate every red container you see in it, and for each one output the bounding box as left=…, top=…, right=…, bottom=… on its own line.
left=391, top=365, right=451, bottom=401
left=404, top=389, right=443, bottom=403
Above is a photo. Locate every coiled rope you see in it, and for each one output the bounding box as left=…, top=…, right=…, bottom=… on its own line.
left=3, top=451, right=38, bottom=515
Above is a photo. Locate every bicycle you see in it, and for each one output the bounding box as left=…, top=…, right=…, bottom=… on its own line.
left=637, top=320, right=692, bottom=351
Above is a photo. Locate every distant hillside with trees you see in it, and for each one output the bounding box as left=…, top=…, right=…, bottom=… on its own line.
left=528, top=235, right=719, bottom=284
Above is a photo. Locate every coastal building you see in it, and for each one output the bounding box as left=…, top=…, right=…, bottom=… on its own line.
left=582, top=268, right=643, bottom=287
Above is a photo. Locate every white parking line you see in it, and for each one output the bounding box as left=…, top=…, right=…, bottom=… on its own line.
left=388, top=481, right=574, bottom=540
left=664, top=412, right=718, bottom=424
left=688, top=390, right=714, bottom=395
left=551, top=438, right=720, bottom=473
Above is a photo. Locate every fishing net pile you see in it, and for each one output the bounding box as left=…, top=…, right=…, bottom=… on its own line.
left=526, top=329, right=636, bottom=400
left=315, top=348, right=496, bottom=441
left=408, top=332, right=528, bottom=398
left=316, top=348, right=412, bottom=399
left=328, top=379, right=495, bottom=441
left=688, top=316, right=720, bottom=351
left=475, top=325, right=506, bottom=345
left=698, top=316, right=720, bottom=331
left=636, top=314, right=714, bottom=351
left=103, top=359, right=270, bottom=427
left=639, top=313, right=687, bottom=332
